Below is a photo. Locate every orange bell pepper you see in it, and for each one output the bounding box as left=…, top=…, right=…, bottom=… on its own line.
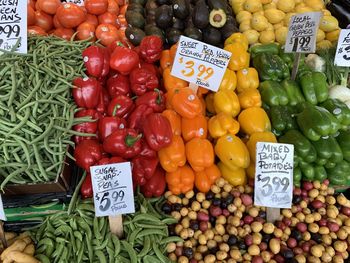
left=199, top=94, right=207, bottom=116
left=186, top=138, right=214, bottom=172
left=158, top=135, right=186, bottom=172
left=181, top=114, right=208, bottom=141
left=238, top=89, right=262, bottom=109
left=169, top=43, right=178, bottom=63
left=195, top=164, right=221, bottom=193
left=167, top=87, right=203, bottom=119
left=162, top=109, right=181, bottom=136
left=166, top=164, right=195, bottom=195
left=246, top=132, right=277, bottom=163
left=238, top=107, right=271, bottom=136
left=205, top=93, right=216, bottom=114
left=163, top=67, right=188, bottom=91
left=197, top=87, right=209, bottom=96
left=160, top=50, right=172, bottom=71
left=236, top=68, right=259, bottom=93
left=224, top=43, right=250, bottom=71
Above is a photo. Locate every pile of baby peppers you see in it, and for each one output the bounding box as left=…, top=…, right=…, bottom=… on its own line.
left=254, top=43, right=350, bottom=187
left=72, top=36, right=172, bottom=198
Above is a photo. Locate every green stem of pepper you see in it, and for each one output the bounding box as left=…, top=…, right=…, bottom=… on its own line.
left=125, top=134, right=142, bottom=147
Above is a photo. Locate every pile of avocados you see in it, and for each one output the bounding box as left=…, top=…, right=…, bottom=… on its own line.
left=125, top=0, right=239, bottom=47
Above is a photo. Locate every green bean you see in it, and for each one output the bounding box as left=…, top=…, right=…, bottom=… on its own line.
left=0, top=166, right=28, bottom=190
left=30, top=119, right=54, bottom=145
left=121, top=241, right=138, bottom=263
left=7, top=108, right=30, bottom=135
left=32, top=144, right=49, bottom=181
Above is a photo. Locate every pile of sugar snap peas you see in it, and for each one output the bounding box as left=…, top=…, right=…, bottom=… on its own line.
left=0, top=36, right=93, bottom=189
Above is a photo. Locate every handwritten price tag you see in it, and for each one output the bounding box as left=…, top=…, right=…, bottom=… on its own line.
left=61, top=0, right=84, bottom=6
left=0, top=1, right=27, bottom=53
left=171, top=36, right=231, bottom=92
left=285, top=12, right=322, bottom=53
left=334, top=29, right=350, bottom=67
left=254, top=142, right=294, bottom=209
left=90, top=162, right=135, bottom=217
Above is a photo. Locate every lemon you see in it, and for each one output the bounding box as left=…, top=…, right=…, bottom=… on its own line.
left=274, top=22, right=284, bottom=30
left=264, top=9, right=285, bottom=24
left=254, top=10, right=265, bottom=15
left=275, top=27, right=288, bottom=44
left=244, top=0, right=263, bottom=13
left=320, top=16, right=339, bottom=32
left=261, top=0, right=272, bottom=4
left=259, top=30, right=275, bottom=44
left=326, top=29, right=340, bottom=42
left=266, top=22, right=274, bottom=30
left=251, top=14, right=269, bottom=31
left=295, top=5, right=313, bottom=13
left=294, top=0, right=303, bottom=4
left=322, top=9, right=331, bottom=16
left=316, top=29, right=325, bottom=42
left=317, top=40, right=333, bottom=50
left=239, top=19, right=252, bottom=32
left=263, top=2, right=276, bottom=10
left=284, top=12, right=296, bottom=26
left=305, top=0, right=324, bottom=11
left=230, top=0, right=245, bottom=14
left=243, top=29, right=260, bottom=44
left=276, top=0, right=295, bottom=13
left=236, top=11, right=253, bottom=24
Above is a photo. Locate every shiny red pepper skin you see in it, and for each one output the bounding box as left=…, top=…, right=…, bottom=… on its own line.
left=107, top=74, right=130, bottom=98
left=82, top=46, right=104, bottom=78
left=73, top=109, right=101, bottom=144
left=141, top=166, right=166, bottom=197
left=130, top=67, right=159, bottom=96
left=135, top=89, right=165, bottom=113
left=127, top=104, right=154, bottom=131
left=131, top=156, right=159, bottom=186
left=98, top=116, right=127, bottom=141
left=74, top=139, right=104, bottom=171
left=103, top=128, right=142, bottom=159
left=143, top=113, right=173, bottom=151
left=110, top=46, right=139, bottom=75
left=72, top=77, right=102, bottom=109
left=139, top=36, right=163, bottom=63
left=101, top=48, right=110, bottom=78
left=96, top=156, right=126, bottom=165
left=81, top=172, right=93, bottom=199
left=96, top=88, right=110, bottom=114
left=140, top=139, right=157, bottom=158
left=107, top=95, right=134, bottom=118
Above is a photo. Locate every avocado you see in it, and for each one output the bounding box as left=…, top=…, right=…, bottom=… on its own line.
left=209, top=9, right=227, bottom=28
left=172, top=0, right=189, bottom=19
left=145, top=25, right=165, bottom=42
left=220, top=20, right=239, bottom=40
left=172, top=17, right=185, bottom=30
left=156, top=0, right=171, bottom=4
left=126, top=27, right=146, bottom=46
left=192, top=0, right=209, bottom=29
left=184, top=27, right=202, bottom=41
left=127, top=3, right=145, bottom=15
left=203, top=25, right=221, bottom=46
left=126, top=11, right=146, bottom=29
left=146, top=14, right=157, bottom=25
left=155, top=5, right=174, bottom=29
left=145, top=0, right=158, bottom=14
left=129, top=0, right=146, bottom=6
left=166, top=28, right=182, bottom=46
left=207, top=0, right=227, bottom=12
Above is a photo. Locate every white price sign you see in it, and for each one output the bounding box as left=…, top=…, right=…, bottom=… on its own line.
left=254, top=142, right=294, bottom=209
left=171, top=36, right=231, bottom=92
left=90, top=162, right=135, bottom=217
left=0, top=1, right=27, bottom=53
left=285, top=12, right=322, bottom=53
left=61, top=0, right=84, bottom=6
left=334, top=29, right=350, bottom=67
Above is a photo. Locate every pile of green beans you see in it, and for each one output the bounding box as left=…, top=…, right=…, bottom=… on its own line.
left=32, top=195, right=181, bottom=263
left=0, top=36, right=93, bottom=189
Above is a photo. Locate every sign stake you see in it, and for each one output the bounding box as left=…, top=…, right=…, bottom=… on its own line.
left=109, top=215, right=123, bottom=238
left=266, top=208, right=280, bottom=223
left=189, top=83, right=199, bottom=94
left=291, top=53, right=302, bottom=81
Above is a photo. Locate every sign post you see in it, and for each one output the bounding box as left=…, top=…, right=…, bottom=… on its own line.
left=254, top=143, right=294, bottom=223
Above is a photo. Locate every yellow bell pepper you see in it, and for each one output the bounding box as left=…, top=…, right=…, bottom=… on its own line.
left=236, top=68, right=259, bottom=93
left=215, top=134, right=250, bottom=170
left=224, top=33, right=249, bottom=51
left=238, top=107, right=271, bottom=135
left=246, top=132, right=277, bottom=163
left=246, top=162, right=256, bottom=179
left=218, top=162, right=247, bottom=186
left=205, top=93, right=216, bottom=114
left=219, top=69, right=237, bottom=92
left=213, top=90, right=241, bottom=117
left=224, top=43, right=250, bottom=71
left=208, top=112, right=240, bottom=138
left=238, top=89, right=262, bottom=109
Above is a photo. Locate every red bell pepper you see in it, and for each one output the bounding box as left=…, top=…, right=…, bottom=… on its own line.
left=107, top=95, right=134, bottom=118
left=143, top=113, right=173, bottom=151
left=101, top=47, right=110, bottom=78
left=96, top=88, right=110, bottom=114
left=107, top=74, right=130, bottom=98
left=82, top=46, right=105, bottom=78
left=127, top=104, right=153, bottom=131
left=141, top=166, right=166, bottom=197
left=96, top=156, right=126, bottom=165
left=73, top=109, right=100, bottom=144
left=81, top=172, right=93, bottom=199
left=110, top=45, right=139, bottom=75
left=135, top=89, right=165, bottom=113
left=74, top=139, right=104, bottom=171
left=103, top=128, right=142, bottom=158
left=140, top=139, right=157, bottom=158
left=130, top=67, right=159, bottom=96
left=131, top=156, right=159, bottom=186
left=140, top=62, right=160, bottom=79
left=99, top=115, right=126, bottom=141
left=139, top=36, right=163, bottom=63
left=72, top=77, right=102, bottom=109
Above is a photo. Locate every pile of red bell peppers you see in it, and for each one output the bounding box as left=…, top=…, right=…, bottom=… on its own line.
left=72, top=36, right=172, bottom=199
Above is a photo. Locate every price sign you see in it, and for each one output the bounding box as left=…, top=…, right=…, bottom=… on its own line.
left=90, top=162, right=135, bottom=217
left=171, top=36, right=231, bottom=92
left=285, top=12, right=322, bottom=53
left=254, top=142, right=294, bottom=209
left=0, top=1, right=27, bottom=53
left=0, top=195, right=6, bottom=221
left=334, top=29, right=350, bottom=67
left=61, top=0, right=84, bottom=5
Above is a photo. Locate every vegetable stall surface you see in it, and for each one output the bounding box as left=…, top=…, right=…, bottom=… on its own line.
left=0, top=36, right=92, bottom=189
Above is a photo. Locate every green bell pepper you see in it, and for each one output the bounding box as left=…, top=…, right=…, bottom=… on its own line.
left=312, top=136, right=343, bottom=168
left=280, top=79, right=305, bottom=106
left=279, top=129, right=317, bottom=164
left=336, top=129, right=350, bottom=162
left=293, top=167, right=302, bottom=187
left=250, top=43, right=280, bottom=58
left=298, top=71, right=329, bottom=105
left=321, top=99, right=350, bottom=130
left=259, top=80, right=289, bottom=107
left=253, top=53, right=290, bottom=82
left=296, top=104, right=341, bottom=141
left=300, top=162, right=315, bottom=181
left=327, top=160, right=350, bottom=186
left=314, top=165, right=327, bottom=182
left=268, top=105, right=298, bottom=132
